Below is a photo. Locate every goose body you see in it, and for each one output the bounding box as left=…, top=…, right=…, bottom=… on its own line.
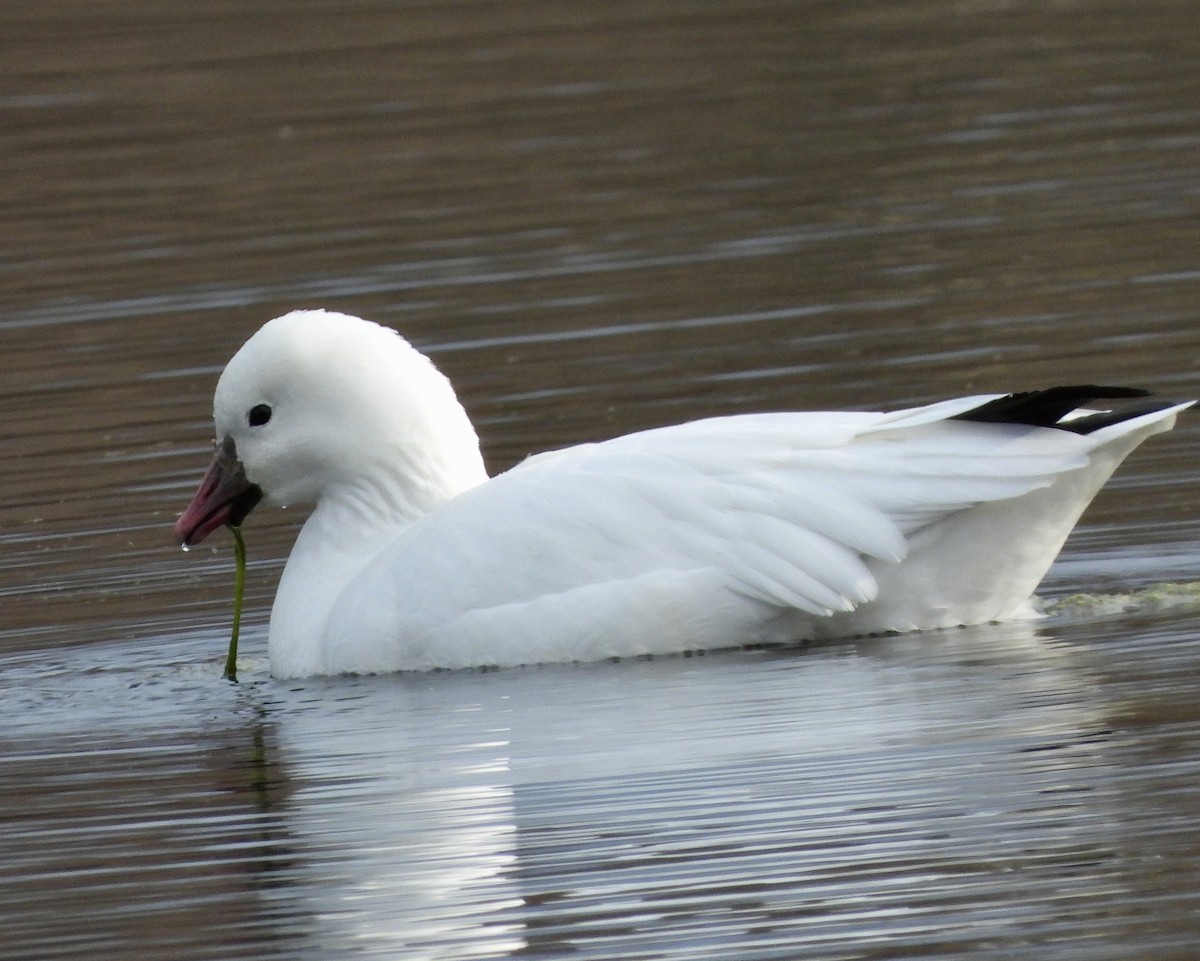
left=174, top=310, right=1192, bottom=677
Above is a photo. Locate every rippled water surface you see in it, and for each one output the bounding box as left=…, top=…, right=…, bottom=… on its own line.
left=3, top=2, right=1200, bottom=959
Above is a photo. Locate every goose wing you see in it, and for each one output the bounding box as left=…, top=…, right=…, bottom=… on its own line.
left=329, top=397, right=1099, bottom=668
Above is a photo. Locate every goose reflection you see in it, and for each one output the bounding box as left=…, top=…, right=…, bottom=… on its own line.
left=262, top=619, right=1132, bottom=959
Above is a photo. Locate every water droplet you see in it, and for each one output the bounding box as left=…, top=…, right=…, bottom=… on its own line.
left=181, top=543, right=190, bottom=553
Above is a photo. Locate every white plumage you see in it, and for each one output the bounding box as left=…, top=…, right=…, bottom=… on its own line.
left=173, top=309, right=1192, bottom=677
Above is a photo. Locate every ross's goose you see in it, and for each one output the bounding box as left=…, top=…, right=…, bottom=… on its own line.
left=174, top=309, right=1193, bottom=677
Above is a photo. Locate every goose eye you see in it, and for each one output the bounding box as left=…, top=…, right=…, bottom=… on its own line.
left=248, top=403, right=273, bottom=427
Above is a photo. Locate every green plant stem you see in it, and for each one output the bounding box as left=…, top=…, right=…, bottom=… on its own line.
left=224, top=525, right=247, bottom=682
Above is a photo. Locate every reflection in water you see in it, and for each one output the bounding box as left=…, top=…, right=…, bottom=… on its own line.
left=3, top=593, right=1199, bottom=958
left=257, top=623, right=1121, bottom=958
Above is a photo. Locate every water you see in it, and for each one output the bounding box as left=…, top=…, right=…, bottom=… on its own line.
left=3, top=1, right=1200, bottom=958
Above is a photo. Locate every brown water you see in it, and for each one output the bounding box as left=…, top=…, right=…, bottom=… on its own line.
left=3, top=2, right=1200, bottom=959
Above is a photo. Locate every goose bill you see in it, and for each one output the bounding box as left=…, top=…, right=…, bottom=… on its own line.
left=174, top=437, right=263, bottom=547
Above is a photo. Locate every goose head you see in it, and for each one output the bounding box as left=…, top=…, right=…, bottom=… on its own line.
left=173, top=309, right=487, bottom=547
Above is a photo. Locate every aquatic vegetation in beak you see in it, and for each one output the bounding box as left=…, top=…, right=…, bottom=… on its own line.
left=224, top=526, right=247, bottom=682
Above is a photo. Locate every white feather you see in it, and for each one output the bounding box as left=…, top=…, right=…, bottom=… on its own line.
left=178, top=310, right=1192, bottom=677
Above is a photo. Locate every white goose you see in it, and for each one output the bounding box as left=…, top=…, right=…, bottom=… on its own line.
left=174, top=309, right=1192, bottom=677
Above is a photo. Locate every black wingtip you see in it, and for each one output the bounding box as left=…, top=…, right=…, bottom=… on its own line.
left=952, top=385, right=1173, bottom=435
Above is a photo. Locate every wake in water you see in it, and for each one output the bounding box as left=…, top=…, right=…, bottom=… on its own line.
left=1039, top=581, right=1200, bottom=620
